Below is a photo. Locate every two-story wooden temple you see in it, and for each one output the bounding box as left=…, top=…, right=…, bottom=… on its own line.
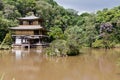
left=10, top=14, right=48, bottom=49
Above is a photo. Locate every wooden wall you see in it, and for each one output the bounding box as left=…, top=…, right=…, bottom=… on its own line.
left=33, top=21, right=39, bottom=25
left=23, top=21, right=29, bottom=25
left=14, top=30, right=47, bottom=35
left=22, top=21, right=39, bottom=25
left=15, top=30, right=34, bottom=35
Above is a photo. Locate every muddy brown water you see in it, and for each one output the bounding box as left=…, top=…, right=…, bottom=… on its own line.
left=0, top=48, right=120, bottom=80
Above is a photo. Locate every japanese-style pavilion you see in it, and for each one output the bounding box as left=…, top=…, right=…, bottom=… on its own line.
left=10, top=14, right=49, bottom=48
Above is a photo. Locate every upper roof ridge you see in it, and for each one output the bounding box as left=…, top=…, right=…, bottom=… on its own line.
left=18, top=14, right=40, bottom=20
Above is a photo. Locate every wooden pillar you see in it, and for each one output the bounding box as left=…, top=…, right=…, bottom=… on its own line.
left=39, top=36, right=41, bottom=44
left=28, top=44, right=30, bottom=50
left=28, top=38, right=30, bottom=50
left=41, top=36, right=43, bottom=44
left=25, top=38, right=27, bottom=43
left=15, top=36, right=16, bottom=44
left=13, top=36, right=16, bottom=44
left=21, top=36, right=23, bottom=44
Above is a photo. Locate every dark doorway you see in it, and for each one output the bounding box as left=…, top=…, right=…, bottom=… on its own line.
left=34, top=30, right=39, bottom=35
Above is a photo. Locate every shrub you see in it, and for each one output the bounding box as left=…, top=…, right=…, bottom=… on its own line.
left=45, top=39, right=80, bottom=56
left=92, top=39, right=116, bottom=48
left=45, top=40, right=68, bottom=56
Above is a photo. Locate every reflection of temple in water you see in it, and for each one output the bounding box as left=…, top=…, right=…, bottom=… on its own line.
left=12, top=49, right=43, bottom=60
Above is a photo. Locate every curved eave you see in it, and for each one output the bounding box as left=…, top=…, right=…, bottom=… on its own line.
left=18, top=18, right=41, bottom=21
left=17, top=15, right=43, bottom=21
left=10, top=28, right=42, bottom=30
left=9, top=26, right=44, bottom=30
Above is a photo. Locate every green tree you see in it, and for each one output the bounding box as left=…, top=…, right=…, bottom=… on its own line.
left=4, top=4, right=21, bottom=20
left=48, top=26, right=64, bottom=40
left=77, top=13, right=97, bottom=47
left=65, top=26, right=83, bottom=47
left=16, top=0, right=36, bottom=16
left=0, top=32, right=12, bottom=49
left=0, top=16, right=17, bottom=42
left=0, top=0, right=4, bottom=10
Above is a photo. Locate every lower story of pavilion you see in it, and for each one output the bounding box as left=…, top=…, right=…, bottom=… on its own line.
left=12, top=35, right=49, bottom=48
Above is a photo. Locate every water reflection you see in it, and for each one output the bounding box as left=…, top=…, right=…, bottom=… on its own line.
left=0, top=49, right=120, bottom=80
left=14, top=50, right=22, bottom=60
left=12, top=49, right=28, bottom=60
left=12, top=49, right=43, bottom=60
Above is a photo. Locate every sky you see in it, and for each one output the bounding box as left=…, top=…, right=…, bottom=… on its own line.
left=54, top=0, right=120, bottom=14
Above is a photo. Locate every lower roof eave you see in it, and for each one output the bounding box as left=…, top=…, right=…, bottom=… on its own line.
left=12, top=35, right=49, bottom=37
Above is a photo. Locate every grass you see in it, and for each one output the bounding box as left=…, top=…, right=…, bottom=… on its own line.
left=0, top=74, right=4, bottom=80
left=0, top=74, right=15, bottom=80
left=0, top=45, right=11, bottom=50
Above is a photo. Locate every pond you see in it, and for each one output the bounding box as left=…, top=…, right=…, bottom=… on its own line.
left=0, top=48, right=120, bottom=80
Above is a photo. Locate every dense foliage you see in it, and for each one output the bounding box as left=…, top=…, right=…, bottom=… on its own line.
left=1, top=0, right=120, bottom=55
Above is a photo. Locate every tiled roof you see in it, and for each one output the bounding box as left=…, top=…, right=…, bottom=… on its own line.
left=18, top=15, right=40, bottom=20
